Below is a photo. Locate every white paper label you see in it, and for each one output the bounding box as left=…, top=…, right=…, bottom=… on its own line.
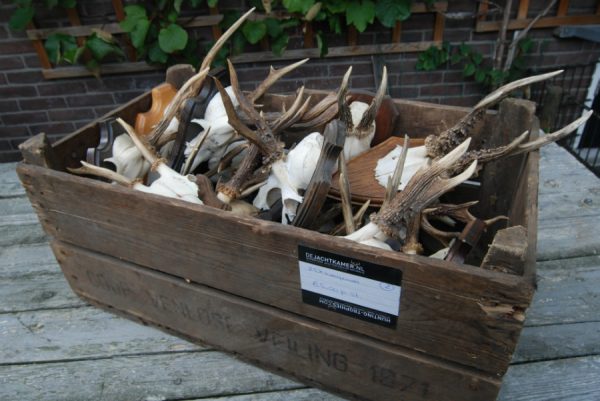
left=299, top=262, right=401, bottom=315
left=298, top=245, right=402, bottom=328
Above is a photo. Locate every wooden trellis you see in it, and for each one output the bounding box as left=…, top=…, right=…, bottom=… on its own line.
left=476, top=0, right=600, bottom=32
left=26, top=1, right=447, bottom=80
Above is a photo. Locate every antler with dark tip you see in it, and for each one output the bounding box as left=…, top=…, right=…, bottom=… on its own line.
left=248, top=58, right=309, bottom=103
left=147, top=8, right=256, bottom=147
left=214, top=60, right=310, bottom=204
left=356, top=66, right=388, bottom=132
left=452, top=110, right=593, bottom=173
left=345, top=138, right=478, bottom=253
left=425, top=70, right=564, bottom=159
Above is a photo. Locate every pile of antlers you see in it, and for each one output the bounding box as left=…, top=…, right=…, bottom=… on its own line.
left=69, top=8, right=593, bottom=262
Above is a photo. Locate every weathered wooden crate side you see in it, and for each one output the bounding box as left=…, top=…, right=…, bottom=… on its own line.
left=17, top=160, right=533, bottom=377
left=51, top=239, right=502, bottom=401
left=16, top=92, right=538, bottom=397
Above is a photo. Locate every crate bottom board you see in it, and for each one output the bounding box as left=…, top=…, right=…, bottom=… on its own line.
left=51, top=240, right=502, bottom=401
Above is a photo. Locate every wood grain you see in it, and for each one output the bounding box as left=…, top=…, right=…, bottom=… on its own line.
left=53, top=240, right=502, bottom=401
left=18, top=160, right=535, bottom=375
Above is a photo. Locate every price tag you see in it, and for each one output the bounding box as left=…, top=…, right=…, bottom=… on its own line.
left=298, top=245, right=402, bottom=328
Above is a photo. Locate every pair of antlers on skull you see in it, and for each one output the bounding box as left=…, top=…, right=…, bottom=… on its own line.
left=345, top=70, right=592, bottom=254
left=210, top=60, right=388, bottom=224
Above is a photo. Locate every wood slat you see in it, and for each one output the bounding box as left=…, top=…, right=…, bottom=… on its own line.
left=0, top=271, right=84, bottom=313
left=111, top=0, right=137, bottom=61
left=0, top=243, right=56, bottom=278
left=51, top=240, right=502, bottom=401
left=433, top=12, right=445, bottom=42
left=26, top=15, right=223, bottom=40
left=499, top=356, right=600, bottom=401
left=392, top=21, right=402, bottom=43
left=40, top=42, right=441, bottom=80
left=476, top=14, right=600, bottom=32
left=209, top=6, right=223, bottom=40
left=26, top=22, right=51, bottom=70
left=0, top=213, right=46, bottom=248
left=0, top=351, right=303, bottom=401
left=525, top=255, right=600, bottom=326
left=42, top=61, right=160, bottom=79
left=0, top=163, right=25, bottom=198
left=193, top=388, right=342, bottom=401
left=557, top=0, right=570, bottom=16
left=517, top=0, right=530, bottom=19
left=66, top=8, right=86, bottom=47
left=0, top=307, right=202, bottom=364
left=514, top=321, right=600, bottom=363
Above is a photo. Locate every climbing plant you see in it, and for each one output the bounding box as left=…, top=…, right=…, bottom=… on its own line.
left=416, top=39, right=535, bottom=88
left=9, top=0, right=436, bottom=71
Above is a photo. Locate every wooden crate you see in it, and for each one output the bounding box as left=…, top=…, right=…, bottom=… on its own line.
left=16, top=90, right=539, bottom=401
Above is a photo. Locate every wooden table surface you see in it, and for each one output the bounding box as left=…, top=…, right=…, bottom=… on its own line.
left=1, top=143, right=600, bottom=401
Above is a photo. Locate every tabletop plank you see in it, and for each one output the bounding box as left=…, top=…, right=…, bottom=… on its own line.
left=0, top=352, right=305, bottom=401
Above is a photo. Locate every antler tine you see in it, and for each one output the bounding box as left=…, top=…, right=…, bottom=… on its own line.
left=338, top=66, right=353, bottom=128
left=148, top=67, right=210, bottom=145
left=474, top=69, right=563, bottom=111
left=69, top=161, right=133, bottom=187
left=515, top=110, right=593, bottom=155
left=227, top=59, right=269, bottom=131
left=420, top=215, right=459, bottom=247
left=116, top=118, right=159, bottom=165
left=249, top=58, right=310, bottom=103
left=301, top=93, right=337, bottom=122
left=213, top=76, right=267, bottom=154
left=425, top=70, right=564, bottom=158
left=272, top=87, right=311, bottom=133
left=371, top=138, right=476, bottom=239
left=200, top=8, right=255, bottom=71
left=357, top=66, right=388, bottom=130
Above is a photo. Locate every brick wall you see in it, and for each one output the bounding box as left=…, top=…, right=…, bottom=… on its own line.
left=1, top=0, right=600, bottom=162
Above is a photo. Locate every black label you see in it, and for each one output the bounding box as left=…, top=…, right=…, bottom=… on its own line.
left=298, top=245, right=402, bottom=328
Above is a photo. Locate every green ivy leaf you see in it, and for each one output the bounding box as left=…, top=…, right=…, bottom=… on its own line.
left=9, top=6, right=35, bottom=31
left=271, top=33, right=289, bottom=56
left=207, top=0, right=218, bottom=7
left=120, top=5, right=147, bottom=32
left=450, top=52, right=462, bottom=65
left=232, top=31, right=246, bottom=55
left=283, top=0, right=315, bottom=14
left=174, top=0, right=183, bottom=13
left=148, top=42, right=168, bottom=64
left=167, top=10, right=178, bottom=23
left=44, top=33, right=78, bottom=64
left=242, top=20, right=267, bottom=44
left=63, top=45, right=84, bottom=64
left=86, top=33, right=125, bottom=61
left=463, top=63, right=476, bottom=77
left=130, top=18, right=150, bottom=49
left=328, top=14, right=342, bottom=34
left=189, top=0, right=203, bottom=7
left=475, top=69, right=486, bottom=83
left=375, top=0, right=411, bottom=28
left=459, top=43, right=470, bottom=56
left=279, top=18, right=300, bottom=29
left=316, top=31, right=328, bottom=57
left=519, top=37, right=533, bottom=53
left=264, top=18, right=283, bottom=38
left=324, top=0, right=346, bottom=14
left=159, top=24, right=188, bottom=53
left=346, top=1, right=375, bottom=32
left=472, top=52, right=483, bottom=65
